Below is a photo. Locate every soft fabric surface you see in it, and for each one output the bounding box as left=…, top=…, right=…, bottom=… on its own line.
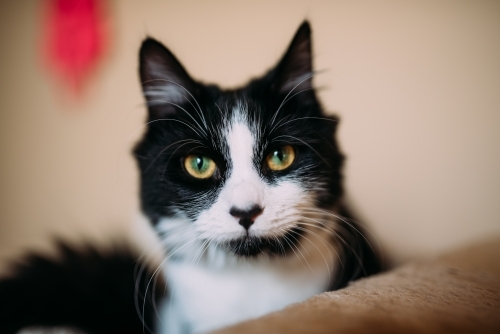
left=213, top=238, right=500, bottom=333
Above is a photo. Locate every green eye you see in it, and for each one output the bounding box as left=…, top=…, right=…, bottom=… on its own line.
left=184, top=155, right=216, bottom=179
left=266, top=146, right=295, bottom=171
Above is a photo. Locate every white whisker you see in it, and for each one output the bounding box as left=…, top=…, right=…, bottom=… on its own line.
left=268, top=72, right=317, bottom=128
left=143, top=78, right=208, bottom=131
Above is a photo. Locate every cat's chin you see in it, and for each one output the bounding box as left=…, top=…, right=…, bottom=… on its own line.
left=223, top=226, right=303, bottom=258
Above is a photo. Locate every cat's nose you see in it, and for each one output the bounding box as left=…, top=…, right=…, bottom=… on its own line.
left=229, top=205, right=263, bottom=230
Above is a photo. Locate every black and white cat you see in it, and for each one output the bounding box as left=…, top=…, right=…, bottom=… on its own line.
left=0, top=21, right=381, bottom=334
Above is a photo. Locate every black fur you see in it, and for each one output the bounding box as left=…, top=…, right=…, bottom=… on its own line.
left=0, top=21, right=383, bottom=334
left=225, top=226, right=305, bottom=257
left=134, top=19, right=382, bottom=284
left=134, top=21, right=345, bottom=258
left=0, top=242, right=163, bottom=334
left=328, top=205, right=383, bottom=290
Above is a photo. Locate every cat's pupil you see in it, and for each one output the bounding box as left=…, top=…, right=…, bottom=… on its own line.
left=196, top=156, right=204, bottom=170
left=275, top=150, right=283, bottom=161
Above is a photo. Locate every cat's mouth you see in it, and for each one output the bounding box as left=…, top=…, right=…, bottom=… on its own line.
left=223, top=226, right=303, bottom=257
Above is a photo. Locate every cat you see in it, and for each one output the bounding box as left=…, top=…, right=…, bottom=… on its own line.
left=0, top=21, right=381, bottom=334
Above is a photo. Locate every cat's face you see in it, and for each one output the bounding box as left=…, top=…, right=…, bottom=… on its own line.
left=134, top=22, right=344, bottom=258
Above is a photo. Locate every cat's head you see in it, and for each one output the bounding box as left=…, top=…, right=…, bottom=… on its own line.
left=134, top=21, right=344, bottom=258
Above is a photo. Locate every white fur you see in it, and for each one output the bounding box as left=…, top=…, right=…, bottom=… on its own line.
left=225, top=121, right=263, bottom=210
left=154, top=108, right=337, bottom=333
left=160, top=248, right=331, bottom=334
left=194, top=112, right=311, bottom=243
left=144, top=85, right=187, bottom=106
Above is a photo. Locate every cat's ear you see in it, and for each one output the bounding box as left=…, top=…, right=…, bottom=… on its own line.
left=272, top=21, right=313, bottom=95
left=139, top=38, right=197, bottom=119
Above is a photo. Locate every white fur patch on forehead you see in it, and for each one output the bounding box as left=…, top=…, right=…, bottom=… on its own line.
left=223, top=104, right=263, bottom=210
left=231, top=100, right=246, bottom=123
left=227, top=122, right=255, bottom=174
left=226, top=101, right=256, bottom=172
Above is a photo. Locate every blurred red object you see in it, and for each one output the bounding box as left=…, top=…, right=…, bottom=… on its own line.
left=44, top=0, right=109, bottom=95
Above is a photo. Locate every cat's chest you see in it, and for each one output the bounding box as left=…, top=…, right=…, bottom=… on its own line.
left=160, top=258, right=330, bottom=334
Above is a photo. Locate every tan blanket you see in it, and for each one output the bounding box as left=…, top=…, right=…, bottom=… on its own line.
left=213, top=238, right=500, bottom=333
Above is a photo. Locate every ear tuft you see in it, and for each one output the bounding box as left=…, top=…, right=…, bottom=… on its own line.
left=139, top=38, right=196, bottom=119
left=274, top=21, right=313, bottom=94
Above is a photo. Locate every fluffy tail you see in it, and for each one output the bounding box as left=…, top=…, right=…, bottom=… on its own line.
left=0, top=242, right=165, bottom=334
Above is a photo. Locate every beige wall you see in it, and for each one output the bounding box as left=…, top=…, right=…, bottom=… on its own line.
left=1, top=0, right=499, bottom=267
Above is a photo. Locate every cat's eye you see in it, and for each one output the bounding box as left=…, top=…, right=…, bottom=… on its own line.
left=184, top=155, right=217, bottom=179
left=266, top=145, right=295, bottom=171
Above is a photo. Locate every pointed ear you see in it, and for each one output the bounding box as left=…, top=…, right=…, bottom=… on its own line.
left=273, top=21, right=313, bottom=94
left=139, top=38, right=197, bottom=119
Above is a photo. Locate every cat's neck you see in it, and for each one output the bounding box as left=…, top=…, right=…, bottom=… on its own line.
left=157, top=215, right=336, bottom=334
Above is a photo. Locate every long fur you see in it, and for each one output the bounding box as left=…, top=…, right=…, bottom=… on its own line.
left=0, top=21, right=382, bottom=334
left=0, top=243, right=163, bottom=334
